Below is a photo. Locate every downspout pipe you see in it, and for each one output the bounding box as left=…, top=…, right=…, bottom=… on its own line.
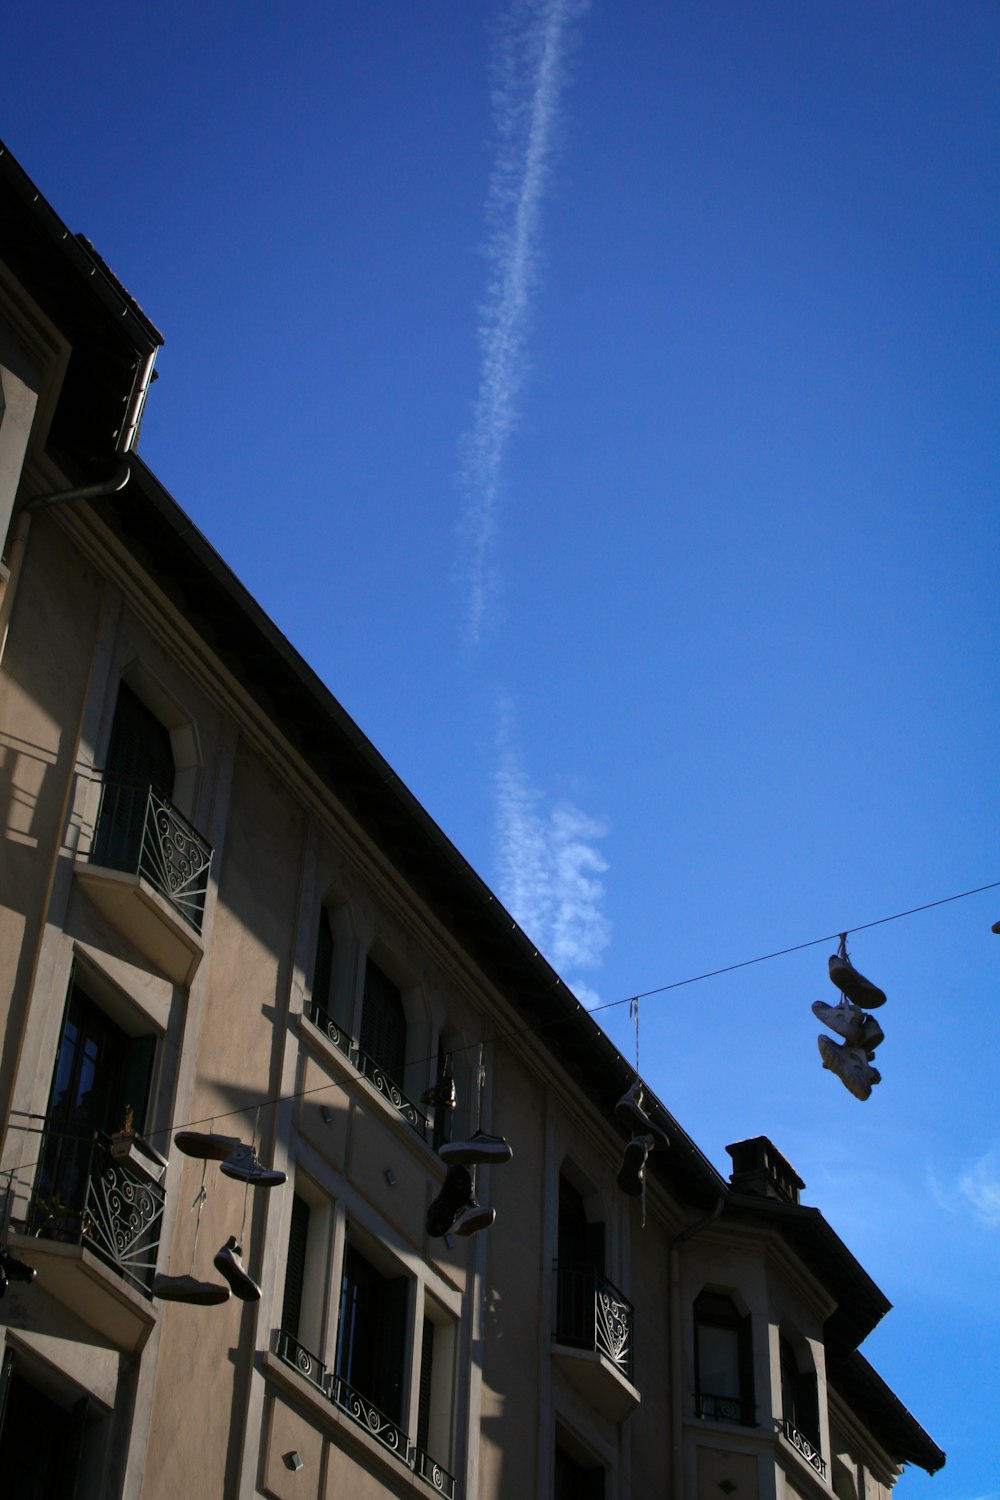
left=669, top=1194, right=726, bottom=1498
left=0, top=345, right=157, bottom=666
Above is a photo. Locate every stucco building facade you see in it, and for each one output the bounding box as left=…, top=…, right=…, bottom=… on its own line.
left=0, top=141, right=943, bottom=1499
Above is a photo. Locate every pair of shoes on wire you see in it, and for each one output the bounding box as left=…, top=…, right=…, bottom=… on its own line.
left=0, top=1245, right=37, bottom=1299
left=615, top=1078, right=669, bottom=1198
left=426, top=1131, right=513, bottom=1239
left=153, top=1236, right=260, bottom=1305
left=815, top=938, right=886, bottom=1102
left=174, top=1130, right=286, bottom=1188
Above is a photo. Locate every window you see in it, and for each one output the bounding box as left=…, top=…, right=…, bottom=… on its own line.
left=554, top=1433, right=605, bottom=1500
left=414, top=1305, right=457, bottom=1492
left=360, top=958, right=407, bottom=1086
left=780, top=1336, right=823, bottom=1473
left=278, top=1186, right=332, bottom=1389
left=555, top=1173, right=606, bottom=1349
left=335, top=1240, right=409, bottom=1424
left=93, top=683, right=175, bottom=874
left=0, top=1350, right=90, bottom=1499
left=694, top=1291, right=755, bottom=1426
left=32, top=974, right=156, bottom=1237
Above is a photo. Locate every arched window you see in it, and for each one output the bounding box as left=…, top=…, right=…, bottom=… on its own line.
left=780, top=1335, right=820, bottom=1448
left=694, top=1291, right=755, bottom=1426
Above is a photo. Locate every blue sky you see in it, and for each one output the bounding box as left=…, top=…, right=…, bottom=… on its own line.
left=7, top=2, right=1000, bottom=1491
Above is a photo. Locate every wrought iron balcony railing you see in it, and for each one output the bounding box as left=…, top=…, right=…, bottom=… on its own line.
left=90, top=777, right=212, bottom=933
left=274, top=1334, right=455, bottom=1494
left=26, top=1129, right=165, bottom=1295
left=415, top=1447, right=457, bottom=1498
left=306, top=999, right=354, bottom=1059
left=554, top=1262, right=635, bottom=1382
left=355, top=1046, right=429, bottom=1140
left=696, top=1390, right=755, bottom=1426
left=331, top=1374, right=413, bottom=1464
left=783, top=1417, right=827, bottom=1478
left=277, top=1329, right=329, bottom=1393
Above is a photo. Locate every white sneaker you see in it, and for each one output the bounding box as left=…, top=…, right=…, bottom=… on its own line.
left=811, top=998, right=884, bottom=1052
left=219, top=1145, right=286, bottom=1189
left=818, top=1035, right=881, bottom=1101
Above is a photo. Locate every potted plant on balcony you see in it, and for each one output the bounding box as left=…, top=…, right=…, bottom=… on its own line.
left=109, top=1107, right=167, bottom=1185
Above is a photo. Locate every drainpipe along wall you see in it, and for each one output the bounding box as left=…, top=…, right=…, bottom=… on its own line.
left=0, top=344, right=157, bottom=669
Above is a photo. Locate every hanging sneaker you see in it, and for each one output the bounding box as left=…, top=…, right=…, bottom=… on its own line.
left=811, top=999, right=884, bottom=1052
left=453, top=1200, right=495, bottom=1237
left=615, top=1078, right=670, bottom=1151
left=0, top=1247, right=37, bottom=1285
left=421, top=1076, right=457, bottom=1110
left=438, top=1131, right=512, bottom=1166
left=175, top=1130, right=245, bottom=1161
left=213, top=1237, right=261, bottom=1301
left=152, top=1273, right=230, bottom=1305
left=427, top=1164, right=475, bottom=1238
left=219, top=1145, right=287, bottom=1189
left=617, top=1133, right=655, bottom=1197
left=817, top=1035, right=881, bottom=1101
left=828, top=942, right=886, bottom=1009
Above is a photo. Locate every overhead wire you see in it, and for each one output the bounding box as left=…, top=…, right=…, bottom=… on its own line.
left=6, top=875, right=1000, bottom=1181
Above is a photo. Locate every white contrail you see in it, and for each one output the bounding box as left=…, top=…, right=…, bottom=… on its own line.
left=459, top=0, right=588, bottom=644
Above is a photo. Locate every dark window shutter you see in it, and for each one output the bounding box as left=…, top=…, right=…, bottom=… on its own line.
left=587, top=1220, right=606, bottom=1277
left=281, top=1194, right=310, bottom=1338
left=312, top=908, right=334, bottom=1013
left=416, top=1317, right=435, bottom=1452
left=374, top=1274, right=409, bottom=1423
left=361, top=960, right=406, bottom=1084
left=122, top=1033, right=156, bottom=1135
left=798, top=1369, right=820, bottom=1445
left=106, top=684, right=175, bottom=795
left=95, top=685, right=176, bottom=871
left=738, top=1312, right=756, bottom=1426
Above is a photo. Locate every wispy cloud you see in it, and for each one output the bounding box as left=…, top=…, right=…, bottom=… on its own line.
left=958, top=1148, right=1000, bottom=1227
left=458, top=0, right=588, bottom=643
left=494, top=724, right=610, bottom=999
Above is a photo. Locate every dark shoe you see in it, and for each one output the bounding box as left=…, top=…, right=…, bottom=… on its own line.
left=438, top=1131, right=512, bottom=1166
left=175, top=1130, right=244, bottom=1161
left=220, top=1145, right=286, bottom=1189
left=153, top=1273, right=230, bottom=1305
left=617, top=1133, right=654, bottom=1197
left=421, top=1076, right=457, bottom=1110
left=828, top=941, right=886, bottom=1009
left=454, top=1201, right=495, bottom=1236
left=0, top=1247, right=36, bottom=1285
left=615, top=1078, right=670, bottom=1150
left=213, top=1237, right=261, bottom=1301
left=427, top=1165, right=474, bottom=1237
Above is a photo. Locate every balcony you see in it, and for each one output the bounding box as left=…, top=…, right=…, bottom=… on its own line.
left=75, top=777, right=212, bottom=984
left=782, top=1417, right=827, bottom=1480
left=17, top=1128, right=166, bottom=1352
left=552, top=1263, right=640, bottom=1421
left=274, top=1332, right=455, bottom=1496
left=304, top=1000, right=430, bottom=1143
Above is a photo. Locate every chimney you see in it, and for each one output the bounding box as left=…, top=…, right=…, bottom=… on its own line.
left=726, top=1137, right=804, bottom=1205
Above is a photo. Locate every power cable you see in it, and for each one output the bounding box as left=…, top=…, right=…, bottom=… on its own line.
left=6, top=875, right=1000, bottom=1179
